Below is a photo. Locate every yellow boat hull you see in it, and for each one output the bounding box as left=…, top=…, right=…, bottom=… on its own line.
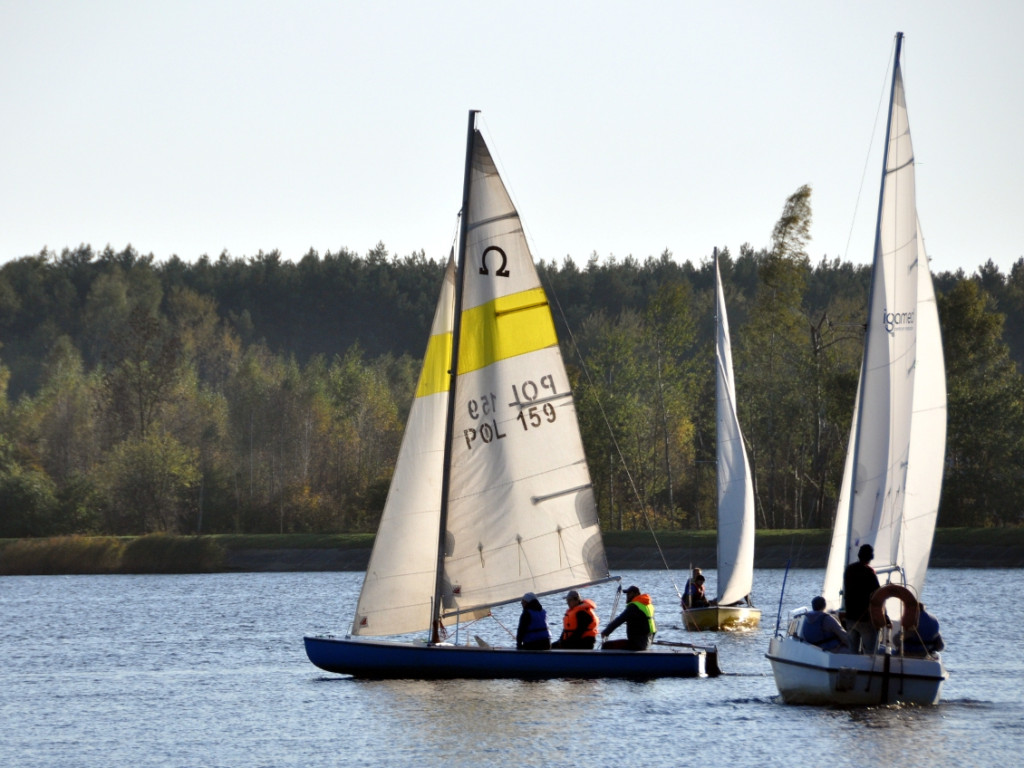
left=682, top=605, right=761, bottom=632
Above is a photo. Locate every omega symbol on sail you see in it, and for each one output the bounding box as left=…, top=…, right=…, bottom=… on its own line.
left=479, top=246, right=510, bottom=277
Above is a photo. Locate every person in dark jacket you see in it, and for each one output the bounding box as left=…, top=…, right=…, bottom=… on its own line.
left=552, top=590, right=600, bottom=649
left=899, top=604, right=945, bottom=656
left=800, top=595, right=852, bottom=652
left=516, top=592, right=551, bottom=650
left=843, top=544, right=881, bottom=654
left=600, top=585, right=656, bottom=650
left=682, top=568, right=709, bottom=609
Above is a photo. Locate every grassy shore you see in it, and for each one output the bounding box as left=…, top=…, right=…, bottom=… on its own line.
left=1, top=528, right=1021, bottom=575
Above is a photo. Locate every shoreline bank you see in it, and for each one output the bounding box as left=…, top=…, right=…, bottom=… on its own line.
left=222, top=542, right=1023, bottom=573
left=2, top=529, right=1021, bottom=575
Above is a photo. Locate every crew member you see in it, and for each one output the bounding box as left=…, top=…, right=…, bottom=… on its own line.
left=601, top=585, right=656, bottom=651
left=552, top=590, right=600, bottom=649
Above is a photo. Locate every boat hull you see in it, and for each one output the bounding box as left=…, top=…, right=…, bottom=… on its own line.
left=682, top=605, right=761, bottom=632
left=304, top=635, right=717, bottom=679
left=766, top=635, right=947, bottom=706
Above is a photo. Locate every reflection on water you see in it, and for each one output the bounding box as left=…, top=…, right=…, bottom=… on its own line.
left=1, top=568, right=1022, bottom=767
left=363, top=679, right=594, bottom=762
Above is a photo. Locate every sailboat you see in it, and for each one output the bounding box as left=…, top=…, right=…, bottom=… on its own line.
left=682, top=249, right=760, bottom=631
left=304, top=111, right=717, bottom=679
left=766, top=32, right=949, bottom=705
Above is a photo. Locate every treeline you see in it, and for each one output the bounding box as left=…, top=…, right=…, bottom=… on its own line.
left=2, top=188, right=1024, bottom=537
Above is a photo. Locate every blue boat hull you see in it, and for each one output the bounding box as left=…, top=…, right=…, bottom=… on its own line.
left=304, top=635, right=717, bottom=679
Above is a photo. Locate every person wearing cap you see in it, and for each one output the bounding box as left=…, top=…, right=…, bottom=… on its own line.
left=600, top=585, right=656, bottom=651
left=516, top=592, right=551, bottom=650
left=843, top=544, right=881, bottom=654
left=552, top=590, right=600, bottom=649
left=800, top=595, right=852, bottom=652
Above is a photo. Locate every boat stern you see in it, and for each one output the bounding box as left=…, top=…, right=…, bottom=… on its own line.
left=682, top=605, right=762, bottom=632
left=766, top=633, right=948, bottom=706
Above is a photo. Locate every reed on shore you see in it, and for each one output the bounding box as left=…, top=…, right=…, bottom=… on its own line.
left=0, top=533, right=223, bottom=575
left=1, top=528, right=1021, bottom=575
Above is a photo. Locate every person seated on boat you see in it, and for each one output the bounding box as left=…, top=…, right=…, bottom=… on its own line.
left=682, top=570, right=709, bottom=609
left=843, top=544, right=881, bottom=654
left=552, top=590, right=600, bottom=649
left=800, top=596, right=852, bottom=652
left=516, top=592, right=552, bottom=650
left=601, top=585, right=656, bottom=650
left=898, top=604, right=945, bottom=656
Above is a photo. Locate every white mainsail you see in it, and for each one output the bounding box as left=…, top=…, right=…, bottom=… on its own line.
left=713, top=254, right=756, bottom=606
left=441, top=129, right=609, bottom=617
left=822, top=42, right=945, bottom=607
left=353, top=121, right=609, bottom=636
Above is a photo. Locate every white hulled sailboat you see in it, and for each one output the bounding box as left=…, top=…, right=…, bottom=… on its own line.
left=766, top=33, right=949, bottom=705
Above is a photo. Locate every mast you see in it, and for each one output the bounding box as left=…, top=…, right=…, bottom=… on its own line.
left=843, top=32, right=903, bottom=569
left=714, top=247, right=722, bottom=580
left=431, top=110, right=478, bottom=643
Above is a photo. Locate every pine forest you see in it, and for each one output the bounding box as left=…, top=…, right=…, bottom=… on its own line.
left=3, top=187, right=1023, bottom=538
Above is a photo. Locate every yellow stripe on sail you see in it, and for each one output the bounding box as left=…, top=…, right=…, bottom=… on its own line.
left=415, top=331, right=453, bottom=398
left=458, top=287, right=557, bottom=373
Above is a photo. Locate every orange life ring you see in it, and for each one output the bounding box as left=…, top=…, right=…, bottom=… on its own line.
left=869, top=583, right=919, bottom=631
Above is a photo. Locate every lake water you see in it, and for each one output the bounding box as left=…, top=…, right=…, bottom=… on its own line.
left=2, top=567, right=1022, bottom=767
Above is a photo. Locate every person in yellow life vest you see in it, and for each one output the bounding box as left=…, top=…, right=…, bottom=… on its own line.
left=600, top=585, right=656, bottom=650
left=552, top=590, right=600, bottom=649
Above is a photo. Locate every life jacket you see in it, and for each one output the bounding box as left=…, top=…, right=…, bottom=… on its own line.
left=521, top=607, right=550, bottom=645
left=631, top=594, right=657, bottom=636
left=801, top=611, right=841, bottom=651
left=563, top=599, right=599, bottom=639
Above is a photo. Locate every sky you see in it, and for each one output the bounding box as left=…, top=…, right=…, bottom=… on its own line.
left=2, top=1, right=1022, bottom=277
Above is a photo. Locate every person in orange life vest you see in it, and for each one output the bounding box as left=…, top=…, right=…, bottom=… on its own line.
left=552, top=590, right=600, bottom=649
left=600, top=585, right=656, bottom=650
left=516, top=592, right=551, bottom=650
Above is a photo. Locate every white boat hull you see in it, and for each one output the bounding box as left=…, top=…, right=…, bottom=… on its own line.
left=766, top=634, right=947, bottom=706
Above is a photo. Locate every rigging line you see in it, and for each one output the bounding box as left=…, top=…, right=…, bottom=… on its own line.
left=541, top=269, right=681, bottom=599
left=488, top=614, right=517, bottom=641
left=447, top=211, right=462, bottom=256
left=843, top=35, right=899, bottom=263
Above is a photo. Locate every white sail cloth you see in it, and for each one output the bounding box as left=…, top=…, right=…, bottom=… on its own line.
left=353, top=129, right=609, bottom=636
left=822, top=56, right=945, bottom=610
left=713, top=256, right=756, bottom=606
